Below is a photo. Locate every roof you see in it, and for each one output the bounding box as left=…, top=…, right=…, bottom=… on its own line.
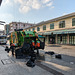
left=9, top=22, right=35, bottom=25
left=25, top=12, right=75, bottom=29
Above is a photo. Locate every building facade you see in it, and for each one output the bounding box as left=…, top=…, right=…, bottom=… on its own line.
left=25, top=12, right=75, bottom=45
left=9, top=22, right=34, bottom=33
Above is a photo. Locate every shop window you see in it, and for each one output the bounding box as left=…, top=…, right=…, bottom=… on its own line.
left=50, top=23, right=54, bottom=29
left=37, top=27, right=40, bottom=31
left=32, top=28, right=35, bottom=31
left=43, top=25, right=46, bottom=30
left=69, top=35, right=75, bottom=45
left=59, top=21, right=65, bottom=28
left=72, top=18, right=75, bottom=26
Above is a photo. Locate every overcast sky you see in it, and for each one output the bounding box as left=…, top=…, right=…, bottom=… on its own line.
left=0, top=0, right=75, bottom=30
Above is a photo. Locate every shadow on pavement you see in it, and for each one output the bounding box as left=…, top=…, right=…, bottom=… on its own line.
left=47, top=45, right=61, bottom=47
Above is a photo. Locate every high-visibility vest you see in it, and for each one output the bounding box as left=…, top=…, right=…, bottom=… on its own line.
left=36, top=40, right=40, bottom=47
left=32, top=40, right=35, bottom=46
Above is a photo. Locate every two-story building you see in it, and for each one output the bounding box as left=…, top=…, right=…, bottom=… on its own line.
left=25, top=12, right=75, bottom=45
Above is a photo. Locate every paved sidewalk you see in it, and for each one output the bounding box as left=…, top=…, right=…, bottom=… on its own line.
left=0, top=46, right=53, bottom=75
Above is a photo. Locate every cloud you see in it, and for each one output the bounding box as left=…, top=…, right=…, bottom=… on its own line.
left=46, top=1, right=53, bottom=6
left=1, top=0, right=13, bottom=6
left=62, top=12, right=68, bottom=16
left=19, top=6, right=31, bottom=13
left=42, top=0, right=51, bottom=4
left=0, top=13, right=14, bottom=23
left=14, top=0, right=54, bottom=14
left=32, top=0, right=41, bottom=9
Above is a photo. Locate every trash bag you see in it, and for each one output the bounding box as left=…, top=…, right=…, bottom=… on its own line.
left=45, top=51, right=55, bottom=55
left=26, top=54, right=36, bottom=67
left=5, top=46, right=10, bottom=53
left=22, top=42, right=30, bottom=53
left=55, top=54, right=62, bottom=59
left=26, top=59, right=35, bottom=67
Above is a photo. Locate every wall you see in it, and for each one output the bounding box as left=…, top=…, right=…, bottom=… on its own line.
left=26, top=16, right=75, bottom=33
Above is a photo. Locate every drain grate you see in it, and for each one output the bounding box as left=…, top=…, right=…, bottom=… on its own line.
left=1, top=59, right=14, bottom=65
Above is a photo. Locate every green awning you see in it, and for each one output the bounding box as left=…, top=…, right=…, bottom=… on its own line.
left=38, top=35, right=45, bottom=38
left=39, top=29, right=75, bottom=35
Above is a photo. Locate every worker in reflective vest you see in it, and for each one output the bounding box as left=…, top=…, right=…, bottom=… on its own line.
left=32, top=40, right=35, bottom=47
left=36, top=38, right=40, bottom=47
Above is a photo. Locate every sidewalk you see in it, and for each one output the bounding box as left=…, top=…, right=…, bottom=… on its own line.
left=0, top=46, right=53, bottom=75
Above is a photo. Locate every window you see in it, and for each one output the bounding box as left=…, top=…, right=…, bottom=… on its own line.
left=72, top=18, right=75, bottom=26
left=37, top=27, right=40, bottom=31
left=59, top=21, right=65, bottom=28
left=24, top=24, right=25, bottom=27
left=32, top=28, right=35, bottom=31
left=50, top=23, right=54, bottom=29
left=43, top=25, right=46, bottom=30
left=29, top=29, right=31, bottom=31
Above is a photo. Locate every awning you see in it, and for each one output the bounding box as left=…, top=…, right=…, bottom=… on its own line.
left=38, top=35, right=45, bottom=38
left=39, top=29, right=75, bottom=35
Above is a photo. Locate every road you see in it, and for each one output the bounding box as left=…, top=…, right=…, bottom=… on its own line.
left=0, top=45, right=75, bottom=75
left=45, top=44, right=75, bottom=63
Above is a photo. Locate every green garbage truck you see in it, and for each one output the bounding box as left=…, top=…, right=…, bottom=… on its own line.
left=5, top=29, right=45, bottom=58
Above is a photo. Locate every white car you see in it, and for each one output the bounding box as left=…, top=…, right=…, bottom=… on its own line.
left=0, top=35, right=7, bottom=44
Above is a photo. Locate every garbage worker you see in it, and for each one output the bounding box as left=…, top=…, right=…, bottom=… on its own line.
left=36, top=38, right=40, bottom=48
left=35, top=38, right=40, bottom=54
left=32, top=40, right=35, bottom=47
